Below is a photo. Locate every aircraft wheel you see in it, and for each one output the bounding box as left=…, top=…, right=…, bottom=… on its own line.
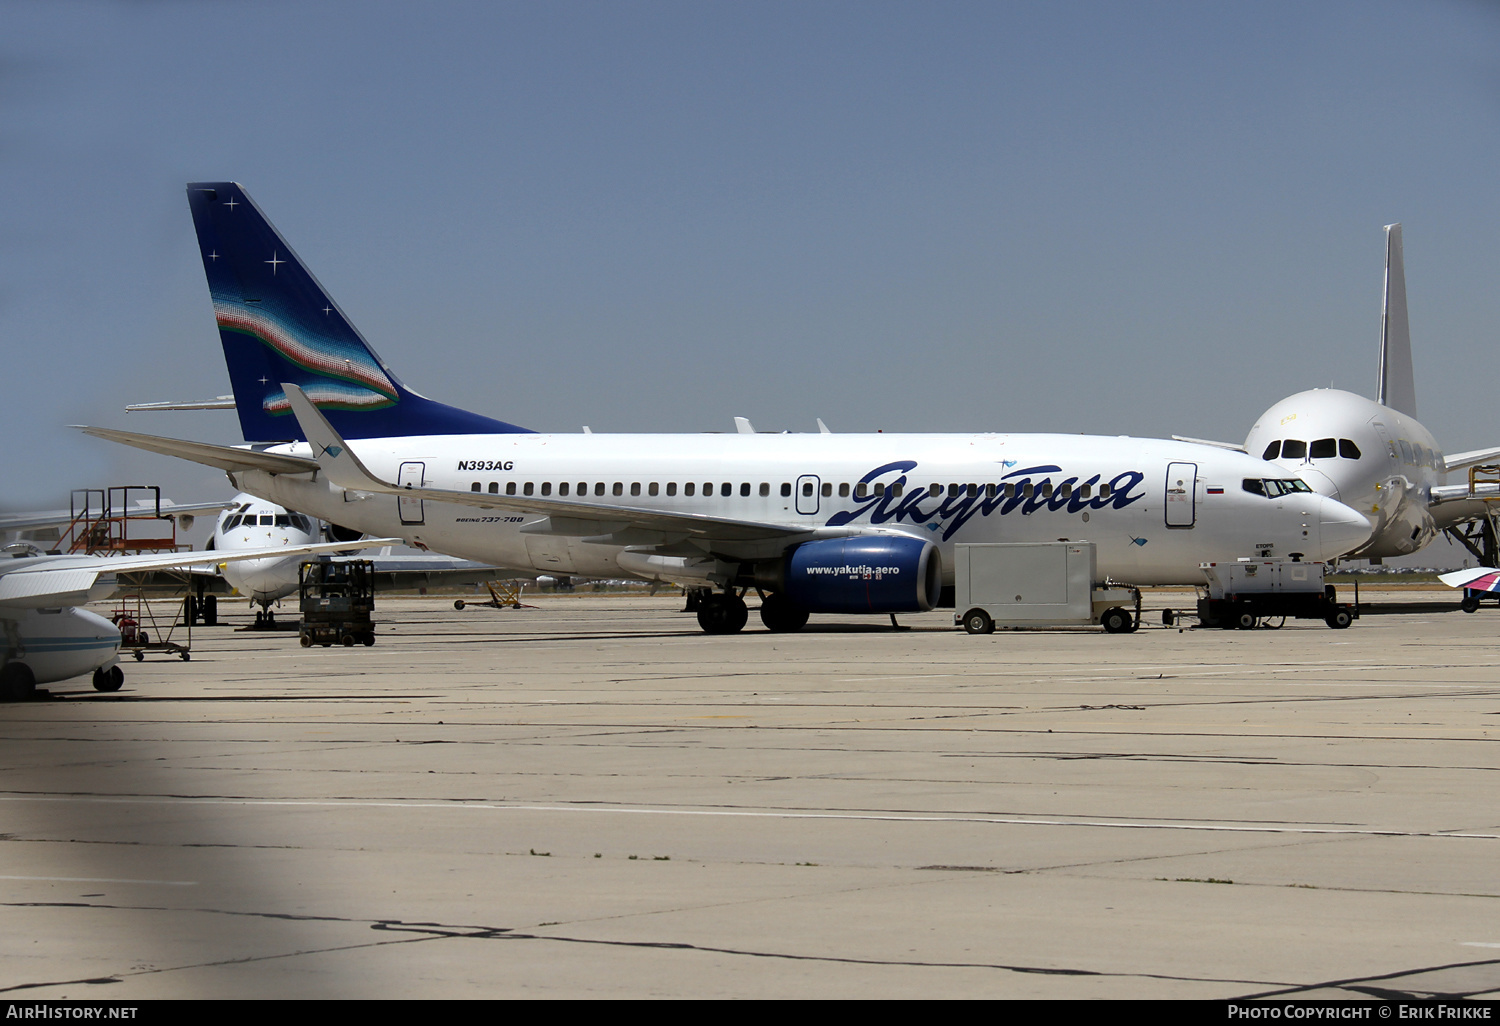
left=184, top=595, right=197, bottom=626
left=1100, top=607, right=1133, bottom=634
left=93, top=666, right=123, bottom=693
left=1325, top=608, right=1353, bottom=629
left=697, top=595, right=748, bottom=634
left=203, top=595, right=218, bottom=626
left=962, top=608, right=995, bottom=635
left=454, top=600, right=466, bottom=610
left=1236, top=611, right=1258, bottom=630
left=1, top=663, right=36, bottom=702
left=760, top=593, right=809, bottom=633
left=1461, top=595, right=1481, bottom=614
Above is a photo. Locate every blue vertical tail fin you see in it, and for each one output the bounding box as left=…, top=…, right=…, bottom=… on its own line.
left=186, top=182, right=531, bottom=442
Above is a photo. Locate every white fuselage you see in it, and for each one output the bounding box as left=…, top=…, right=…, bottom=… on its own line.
left=0, top=605, right=120, bottom=685
left=1245, top=389, right=1444, bottom=558
left=214, top=496, right=321, bottom=606
left=229, top=431, right=1372, bottom=587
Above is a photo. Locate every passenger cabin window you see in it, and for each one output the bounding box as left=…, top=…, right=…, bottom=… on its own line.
left=541, top=482, right=551, bottom=496
left=595, top=483, right=605, bottom=496
left=802, top=482, right=814, bottom=497
left=523, top=483, right=534, bottom=496
left=685, top=483, right=696, bottom=496
left=781, top=483, right=792, bottom=497
left=929, top=483, right=941, bottom=497
left=740, top=483, right=750, bottom=497
left=630, top=483, right=641, bottom=496
left=667, top=483, right=677, bottom=496
left=855, top=483, right=868, bottom=499
left=820, top=483, right=831, bottom=498
left=560, top=482, right=570, bottom=496
left=1309, top=438, right=1337, bottom=459
left=506, top=482, right=517, bottom=495
left=1099, top=483, right=1111, bottom=498
left=471, top=482, right=481, bottom=492
left=613, top=482, right=624, bottom=496
left=1262, top=441, right=1281, bottom=460
left=488, top=482, right=499, bottom=494
left=722, top=483, right=733, bottom=497
left=649, top=483, right=659, bottom=497
left=839, top=483, right=850, bottom=498
left=874, top=483, right=886, bottom=497
left=759, top=483, right=769, bottom=497
left=1281, top=439, right=1307, bottom=460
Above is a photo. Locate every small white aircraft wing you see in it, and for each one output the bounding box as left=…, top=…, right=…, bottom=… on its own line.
left=1443, top=447, right=1500, bottom=474
left=1438, top=567, right=1500, bottom=592
left=0, top=537, right=399, bottom=608
left=283, top=384, right=808, bottom=543
left=80, top=425, right=320, bottom=475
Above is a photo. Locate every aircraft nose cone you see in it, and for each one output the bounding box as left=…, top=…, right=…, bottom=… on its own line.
left=1316, top=496, right=1373, bottom=557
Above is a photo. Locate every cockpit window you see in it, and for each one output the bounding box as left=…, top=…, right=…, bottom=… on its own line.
left=1261, top=441, right=1280, bottom=460
left=1280, top=439, right=1307, bottom=460
left=223, top=515, right=241, bottom=531
left=274, top=515, right=291, bottom=528
left=1244, top=478, right=1313, bottom=498
left=1339, top=438, right=1361, bottom=459
left=1309, top=438, right=1336, bottom=459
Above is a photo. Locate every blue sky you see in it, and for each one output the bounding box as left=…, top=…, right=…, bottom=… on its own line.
left=5, top=0, right=1500, bottom=510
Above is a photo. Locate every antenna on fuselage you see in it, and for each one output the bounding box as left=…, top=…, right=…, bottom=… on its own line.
left=1378, top=223, right=1418, bottom=418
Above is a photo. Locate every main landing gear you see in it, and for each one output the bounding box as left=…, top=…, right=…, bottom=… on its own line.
left=696, top=591, right=749, bottom=634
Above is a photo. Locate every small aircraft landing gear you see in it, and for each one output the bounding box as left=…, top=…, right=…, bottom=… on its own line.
left=92, top=665, right=124, bottom=692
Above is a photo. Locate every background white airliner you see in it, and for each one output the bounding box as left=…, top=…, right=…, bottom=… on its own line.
left=200, top=492, right=499, bottom=625
left=1184, top=225, right=1500, bottom=563
left=88, top=182, right=1374, bottom=634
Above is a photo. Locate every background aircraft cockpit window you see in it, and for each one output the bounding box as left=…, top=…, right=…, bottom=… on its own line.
left=1281, top=439, right=1307, bottom=459
left=1398, top=439, right=1414, bottom=463
left=274, top=515, right=291, bottom=527
left=1262, top=441, right=1281, bottom=460
left=1338, top=439, right=1362, bottom=459
left=260, top=515, right=276, bottom=525
left=223, top=515, right=242, bottom=530
left=1309, top=438, right=1337, bottom=459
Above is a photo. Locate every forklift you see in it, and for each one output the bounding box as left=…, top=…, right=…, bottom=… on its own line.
left=298, top=559, right=376, bottom=648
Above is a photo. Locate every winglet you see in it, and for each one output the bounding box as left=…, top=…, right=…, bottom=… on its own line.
left=283, top=383, right=399, bottom=493
left=1378, top=223, right=1418, bottom=418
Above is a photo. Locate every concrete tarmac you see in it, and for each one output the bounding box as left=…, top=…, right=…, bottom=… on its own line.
left=2, top=590, right=1498, bottom=999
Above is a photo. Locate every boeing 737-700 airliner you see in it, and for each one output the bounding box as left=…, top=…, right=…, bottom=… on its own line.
left=87, top=183, right=1373, bottom=633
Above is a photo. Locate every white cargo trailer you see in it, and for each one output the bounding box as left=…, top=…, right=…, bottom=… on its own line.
left=953, top=542, right=1140, bottom=634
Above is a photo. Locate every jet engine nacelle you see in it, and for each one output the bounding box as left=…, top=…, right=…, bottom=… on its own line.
left=782, top=535, right=942, bottom=614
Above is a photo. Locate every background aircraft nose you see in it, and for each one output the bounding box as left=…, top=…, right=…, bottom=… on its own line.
left=1316, top=496, right=1373, bottom=557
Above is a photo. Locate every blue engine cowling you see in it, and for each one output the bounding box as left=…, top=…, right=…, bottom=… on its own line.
left=783, top=535, right=942, bottom=613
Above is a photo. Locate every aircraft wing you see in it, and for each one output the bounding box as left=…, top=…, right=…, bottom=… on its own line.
left=0, top=538, right=399, bottom=608
left=0, top=499, right=234, bottom=534
left=1171, top=435, right=1248, bottom=453
left=1444, top=447, right=1500, bottom=474
left=1438, top=567, right=1500, bottom=592
left=283, top=385, right=808, bottom=543
left=79, top=425, right=319, bottom=475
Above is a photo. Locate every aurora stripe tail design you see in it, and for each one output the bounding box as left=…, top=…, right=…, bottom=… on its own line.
left=187, top=182, right=531, bottom=443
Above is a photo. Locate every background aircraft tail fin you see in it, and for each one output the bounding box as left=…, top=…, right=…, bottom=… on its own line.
left=1377, top=222, right=1418, bottom=418
left=186, top=182, right=531, bottom=442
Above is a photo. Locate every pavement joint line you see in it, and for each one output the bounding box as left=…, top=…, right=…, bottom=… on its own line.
left=0, top=793, right=1497, bottom=839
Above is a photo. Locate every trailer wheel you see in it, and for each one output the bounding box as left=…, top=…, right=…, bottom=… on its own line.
left=299, top=634, right=312, bottom=648
left=1236, top=611, right=1258, bottom=630
left=133, top=651, right=144, bottom=662
left=180, top=651, right=191, bottom=662
left=341, top=634, right=356, bottom=647
left=1100, top=607, right=1132, bottom=634
left=1461, top=595, right=1481, bottom=614
left=362, top=633, right=376, bottom=647
left=962, top=609, right=994, bottom=635
left=1325, top=608, right=1352, bottom=629
left=454, top=600, right=466, bottom=610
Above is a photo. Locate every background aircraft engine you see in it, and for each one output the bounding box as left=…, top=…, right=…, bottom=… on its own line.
left=783, top=535, right=941, bottom=614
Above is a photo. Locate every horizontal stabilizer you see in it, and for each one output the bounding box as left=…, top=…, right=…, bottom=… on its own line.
left=80, top=426, right=319, bottom=475
left=126, top=396, right=237, bottom=412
